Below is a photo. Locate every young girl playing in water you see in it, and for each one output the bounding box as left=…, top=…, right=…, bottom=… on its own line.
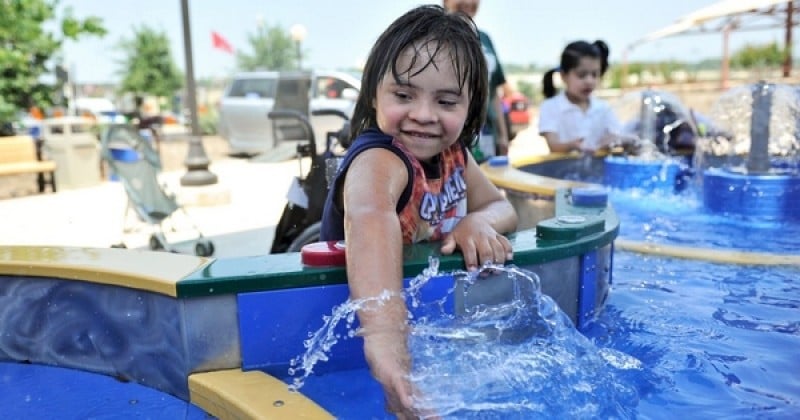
left=320, top=5, right=518, bottom=418
left=538, top=40, right=625, bottom=153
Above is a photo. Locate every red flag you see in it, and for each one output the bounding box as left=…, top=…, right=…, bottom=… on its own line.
left=211, top=31, right=234, bottom=54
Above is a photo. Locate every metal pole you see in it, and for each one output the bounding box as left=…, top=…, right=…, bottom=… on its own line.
left=783, top=1, right=793, bottom=78
left=620, top=48, right=629, bottom=91
left=748, top=81, right=772, bottom=174
left=296, top=41, right=302, bottom=70
left=720, top=24, right=731, bottom=91
left=179, top=0, right=217, bottom=186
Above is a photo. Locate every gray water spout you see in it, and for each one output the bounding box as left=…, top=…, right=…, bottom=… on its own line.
left=748, top=80, right=772, bottom=174
left=639, top=90, right=657, bottom=146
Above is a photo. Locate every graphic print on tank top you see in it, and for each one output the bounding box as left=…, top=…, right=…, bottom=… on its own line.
left=394, top=140, right=468, bottom=243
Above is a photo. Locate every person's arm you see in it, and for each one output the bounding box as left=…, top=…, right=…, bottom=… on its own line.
left=493, top=94, right=509, bottom=156
left=500, top=82, right=514, bottom=100
left=493, top=53, right=509, bottom=156
left=440, top=152, right=518, bottom=270
left=597, top=105, right=637, bottom=148
left=341, top=148, right=417, bottom=418
left=541, top=132, right=583, bottom=153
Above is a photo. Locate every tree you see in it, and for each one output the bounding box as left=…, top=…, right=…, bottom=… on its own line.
left=117, top=25, right=183, bottom=99
left=236, top=23, right=301, bottom=71
left=0, top=0, right=105, bottom=134
left=730, top=41, right=786, bottom=69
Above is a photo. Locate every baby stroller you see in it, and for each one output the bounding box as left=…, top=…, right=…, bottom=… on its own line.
left=100, top=124, right=215, bottom=256
left=269, top=108, right=350, bottom=253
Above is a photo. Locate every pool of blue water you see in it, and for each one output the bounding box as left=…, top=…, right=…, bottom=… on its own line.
left=610, top=189, right=800, bottom=254
left=287, top=250, right=799, bottom=419
left=586, top=251, right=800, bottom=418
left=285, top=187, right=800, bottom=419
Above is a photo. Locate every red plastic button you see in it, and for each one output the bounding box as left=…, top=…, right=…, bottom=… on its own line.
left=300, top=241, right=347, bottom=267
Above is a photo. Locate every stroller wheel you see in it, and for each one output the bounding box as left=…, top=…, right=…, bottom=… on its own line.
left=195, top=240, right=215, bottom=257
left=288, top=222, right=322, bottom=253
left=149, top=234, right=164, bottom=251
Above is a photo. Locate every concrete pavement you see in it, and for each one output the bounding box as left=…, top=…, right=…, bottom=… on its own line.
left=0, top=158, right=299, bottom=258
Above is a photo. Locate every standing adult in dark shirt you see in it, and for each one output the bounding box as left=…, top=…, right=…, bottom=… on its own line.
left=443, top=0, right=510, bottom=161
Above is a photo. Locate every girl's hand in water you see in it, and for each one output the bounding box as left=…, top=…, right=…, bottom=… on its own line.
left=441, top=213, right=513, bottom=271
left=362, top=331, right=417, bottom=418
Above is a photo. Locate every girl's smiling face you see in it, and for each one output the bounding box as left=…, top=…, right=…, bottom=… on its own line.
left=562, top=56, right=602, bottom=103
left=374, top=44, right=470, bottom=162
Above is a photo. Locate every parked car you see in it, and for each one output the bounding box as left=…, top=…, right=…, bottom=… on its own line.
left=502, top=92, right=531, bottom=141
left=217, top=70, right=360, bottom=156
left=75, top=97, right=127, bottom=124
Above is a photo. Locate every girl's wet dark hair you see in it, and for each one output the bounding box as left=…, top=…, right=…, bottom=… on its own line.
left=542, top=40, right=610, bottom=99
left=351, top=5, right=488, bottom=148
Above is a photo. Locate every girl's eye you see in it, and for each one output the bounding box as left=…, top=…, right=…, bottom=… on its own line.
left=439, top=99, right=457, bottom=107
left=394, top=91, right=411, bottom=100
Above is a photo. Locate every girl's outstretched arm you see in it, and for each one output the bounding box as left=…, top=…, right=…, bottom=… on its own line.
left=542, top=131, right=583, bottom=153
left=341, top=148, right=419, bottom=418
left=441, top=153, right=518, bottom=271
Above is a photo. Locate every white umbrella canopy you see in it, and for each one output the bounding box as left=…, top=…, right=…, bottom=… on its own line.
left=623, top=0, right=797, bottom=88
left=632, top=0, right=794, bottom=47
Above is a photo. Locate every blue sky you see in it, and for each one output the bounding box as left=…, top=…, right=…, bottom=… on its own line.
left=59, top=0, right=793, bottom=83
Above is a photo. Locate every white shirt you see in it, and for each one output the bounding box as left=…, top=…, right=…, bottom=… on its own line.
left=538, top=92, right=621, bottom=151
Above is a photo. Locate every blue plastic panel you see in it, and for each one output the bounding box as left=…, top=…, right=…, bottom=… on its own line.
left=571, top=187, right=608, bottom=208
left=0, top=362, right=209, bottom=418
left=604, top=156, right=681, bottom=192
left=238, top=274, right=455, bottom=375
left=703, top=168, right=800, bottom=220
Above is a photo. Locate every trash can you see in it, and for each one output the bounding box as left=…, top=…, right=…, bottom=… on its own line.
left=41, top=116, right=102, bottom=190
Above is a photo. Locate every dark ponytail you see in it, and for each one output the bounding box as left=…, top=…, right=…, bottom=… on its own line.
left=541, top=68, right=558, bottom=99
left=592, top=39, right=610, bottom=75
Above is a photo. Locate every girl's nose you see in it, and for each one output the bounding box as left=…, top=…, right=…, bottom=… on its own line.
left=409, top=100, right=437, bottom=123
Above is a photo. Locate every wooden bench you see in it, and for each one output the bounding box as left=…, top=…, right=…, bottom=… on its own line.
left=0, top=135, right=56, bottom=193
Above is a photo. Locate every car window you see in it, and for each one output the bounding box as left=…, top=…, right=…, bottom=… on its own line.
left=275, top=78, right=310, bottom=113
left=226, top=78, right=276, bottom=99
left=314, top=76, right=356, bottom=99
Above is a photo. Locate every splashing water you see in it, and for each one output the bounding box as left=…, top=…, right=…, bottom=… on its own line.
left=287, top=288, right=403, bottom=391
left=287, top=259, right=647, bottom=418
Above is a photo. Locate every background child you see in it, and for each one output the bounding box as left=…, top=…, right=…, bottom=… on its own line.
left=319, top=5, right=518, bottom=418
left=538, top=40, right=624, bottom=153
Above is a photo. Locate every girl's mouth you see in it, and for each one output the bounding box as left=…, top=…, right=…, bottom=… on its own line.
left=402, top=130, right=438, bottom=139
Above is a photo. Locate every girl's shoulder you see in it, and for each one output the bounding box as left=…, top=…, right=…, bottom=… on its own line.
left=539, top=93, right=566, bottom=113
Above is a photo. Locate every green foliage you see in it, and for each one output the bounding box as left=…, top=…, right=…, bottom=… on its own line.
left=117, top=25, right=183, bottom=98
left=237, top=23, right=301, bottom=71
left=655, top=60, right=687, bottom=84
left=199, top=110, right=218, bottom=135
left=516, top=80, right=536, bottom=103
left=730, top=41, right=786, bottom=69
left=607, top=62, right=646, bottom=89
left=0, top=0, right=106, bottom=130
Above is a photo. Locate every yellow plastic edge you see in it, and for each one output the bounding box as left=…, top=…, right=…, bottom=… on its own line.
left=615, top=239, right=800, bottom=266
left=482, top=153, right=593, bottom=196
left=189, top=369, right=335, bottom=420
left=0, top=246, right=211, bottom=297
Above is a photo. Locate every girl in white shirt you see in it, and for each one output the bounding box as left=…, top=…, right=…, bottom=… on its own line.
left=538, top=40, right=624, bottom=153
